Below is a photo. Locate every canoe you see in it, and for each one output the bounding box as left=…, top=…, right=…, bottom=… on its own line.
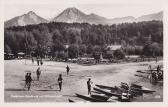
left=68, top=99, right=75, bottom=102
left=134, top=74, right=148, bottom=78
left=91, top=91, right=103, bottom=94
left=131, top=83, right=155, bottom=93
left=95, top=84, right=117, bottom=90
left=93, top=87, right=121, bottom=97
left=95, top=85, right=123, bottom=94
left=96, top=84, right=143, bottom=97
left=131, top=87, right=155, bottom=93
left=131, top=83, right=142, bottom=89
left=91, top=94, right=109, bottom=101
left=136, top=70, right=150, bottom=74
left=145, top=69, right=162, bottom=71
left=75, top=93, right=105, bottom=102
left=68, top=98, right=89, bottom=103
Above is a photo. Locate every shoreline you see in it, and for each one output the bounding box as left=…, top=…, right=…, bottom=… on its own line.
left=4, top=60, right=163, bottom=102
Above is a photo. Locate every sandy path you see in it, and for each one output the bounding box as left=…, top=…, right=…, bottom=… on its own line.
left=4, top=59, right=163, bottom=102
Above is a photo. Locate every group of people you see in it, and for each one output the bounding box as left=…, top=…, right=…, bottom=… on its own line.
left=32, top=57, right=43, bottom=66
left=23, top=65, right=93, bottom=95
left=24, top=67, right=41, bottom=91
left=24, top=73, right=33, bottom=91
left=149, top=65, right=163, bottom=83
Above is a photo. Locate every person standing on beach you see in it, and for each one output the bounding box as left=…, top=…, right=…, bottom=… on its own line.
left=57, top=74, right=63, bottom=91
left=27, top=73, right=33, bottom=91
left=157, top=65, right=160, bottom=74
left=37, top=59, right=39, bottom=66
left=66, top=65, right=70, bottom=75
left=87, top=78, right=93, bottom=95
left=32, top=57, right=34, bottom=64
left=40, top=58, right=43, bottom=66
left=36, top=67, right=41, bottom=81
left=148, top=65, right=153, bottom=82
left=148, top=65, right=151, bottom=70
left=24, top=73, right=29, bottom=88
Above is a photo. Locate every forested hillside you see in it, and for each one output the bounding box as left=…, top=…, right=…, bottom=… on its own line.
left=4, top=21, right=163, bottom=58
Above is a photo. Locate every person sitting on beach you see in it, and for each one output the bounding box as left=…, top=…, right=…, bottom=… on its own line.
left=158, top=70, right=163, bottom=81
left=152, top=71, right=158, bottom=82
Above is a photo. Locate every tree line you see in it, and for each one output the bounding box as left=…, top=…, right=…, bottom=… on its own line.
left=4, top=21, right=163, bottom=59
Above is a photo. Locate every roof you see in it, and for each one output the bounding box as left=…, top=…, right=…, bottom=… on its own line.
left=8, top=53, right=14, bottom=55
left=107, top=45, right=121, bottom=51
left=17, top=52, right=25, bottom=55
left=125, top=55, right=140, bottom=58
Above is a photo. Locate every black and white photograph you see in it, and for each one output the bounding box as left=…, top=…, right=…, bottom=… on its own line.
left=2, top=0, right=166, bottom=104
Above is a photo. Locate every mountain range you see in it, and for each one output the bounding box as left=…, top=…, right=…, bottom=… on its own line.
left=4, top=7, right=163, bottom=28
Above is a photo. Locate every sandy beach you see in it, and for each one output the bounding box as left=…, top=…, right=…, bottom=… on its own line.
left=4, top=59, right=163, bottom=102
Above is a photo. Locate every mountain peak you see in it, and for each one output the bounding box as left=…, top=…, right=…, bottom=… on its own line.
left=66, top=7, right=78, bottom=10
left=27, top=11, right=36, bottom=15
left=52, top=7, right=87, bottom=23
left=5, top=11, right=48, bottom=28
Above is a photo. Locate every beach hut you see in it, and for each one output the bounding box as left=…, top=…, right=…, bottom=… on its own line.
left=106, top=45, right=122, bottom=56
left=17, top=52, right=25, bottom=59
left=6, top=53, right=15, bottom=60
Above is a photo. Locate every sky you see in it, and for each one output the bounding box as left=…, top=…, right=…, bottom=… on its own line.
left=2, top=0, right=164, bottom=21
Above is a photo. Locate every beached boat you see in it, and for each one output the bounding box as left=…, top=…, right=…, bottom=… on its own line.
left=96, top=84, right=143, bottom=97
left=136, top=70, right=150, bottom=74
left=131, top=87, right=155, bottom=93
left=95, top=84, right=117, bottom=90
left=131, top=83, right=155, bottom=93
left=93, top=87, right=121, bottom=97
left=91, top=94, right=109, bottom=101
left=68, top=99, right=75, bottom=102
left=134, top=74, right=148, bottom=78
left=131, top=83, right=142, bottom=89
left=75, top=93, right=106, bottom=102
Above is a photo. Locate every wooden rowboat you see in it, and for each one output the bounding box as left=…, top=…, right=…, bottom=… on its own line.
left=131, top=87, right=155, bottom=93
left=131, top=83, right=155, bottom=93
left=93, top=87, right=121, bottom=97
left=96, top=84, right=143, bottom=97
left=95, top=84, right=117, bottom=90
left=68, top=99, right=75, bottom=102
left=75, top=93, right=106, bottom=102
left=131, top=83, right=142, bottom=89
left=91, top=94, right=109, bottom=101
